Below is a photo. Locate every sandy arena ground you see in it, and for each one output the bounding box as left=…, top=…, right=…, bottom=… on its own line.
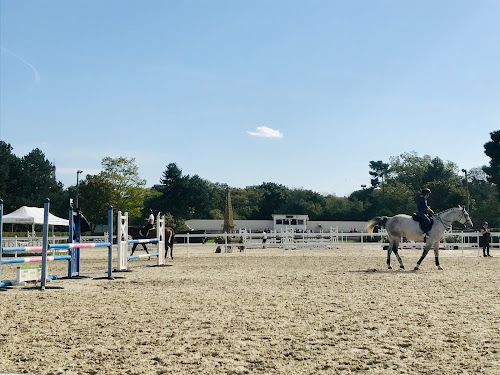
left=1, top=244, right=499, bottom=375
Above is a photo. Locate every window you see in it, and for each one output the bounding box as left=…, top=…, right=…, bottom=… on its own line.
left=276, top=219, right=282, bottom=225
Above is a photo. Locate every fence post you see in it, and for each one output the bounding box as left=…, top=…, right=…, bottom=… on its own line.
left=224, top=232, right=228, bottom=257
left=41, top=198, right=50, bottom=290
left=0, top=199, right=3, bottom=285
left=108, top=205, right=114, bottom=279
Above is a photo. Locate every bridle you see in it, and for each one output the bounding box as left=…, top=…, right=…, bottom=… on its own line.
left=433, top=207, right=470, bottom=230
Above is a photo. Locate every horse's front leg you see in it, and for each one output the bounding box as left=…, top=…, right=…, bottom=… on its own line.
left=387, top=242, right=393, bottom=269
left=130, top=243, right=138, bottom=256
left=434, top=242, right=443, bottom=270
left=414, top=243, right=432, bottom=270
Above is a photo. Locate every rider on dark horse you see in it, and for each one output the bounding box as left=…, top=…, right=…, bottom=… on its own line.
left=417, top=188, right=434, bottom=241
left=140, top=209, right=154, bottom=238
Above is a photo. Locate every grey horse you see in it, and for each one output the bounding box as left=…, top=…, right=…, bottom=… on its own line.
left=367, top=206, right=473, bottom=270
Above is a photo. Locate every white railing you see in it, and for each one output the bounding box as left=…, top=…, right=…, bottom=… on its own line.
left=170, top=230, right=498, bottom=258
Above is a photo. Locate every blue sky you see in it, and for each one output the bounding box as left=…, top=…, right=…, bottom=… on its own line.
left=1, top=0, right=499, bottom=197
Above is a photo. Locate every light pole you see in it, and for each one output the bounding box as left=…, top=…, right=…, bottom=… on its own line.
left=461, top=169, right=469, bottom=212
left=76, top=170, right=83, bottom=208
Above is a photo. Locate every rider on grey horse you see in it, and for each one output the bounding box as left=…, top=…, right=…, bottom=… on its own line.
left=417, top=188, right=434, bottom=240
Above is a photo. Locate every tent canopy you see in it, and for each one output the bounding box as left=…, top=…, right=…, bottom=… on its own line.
left=2, top=206, right=69, bottom=226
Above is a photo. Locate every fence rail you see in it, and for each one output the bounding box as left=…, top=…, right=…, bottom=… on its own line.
left=168, top=230, right=499, bottom=258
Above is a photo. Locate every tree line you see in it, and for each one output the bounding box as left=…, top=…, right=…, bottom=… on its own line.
left=1, top=131, right=499, bottom=231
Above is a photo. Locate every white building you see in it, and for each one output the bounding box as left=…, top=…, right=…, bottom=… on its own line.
left=272, top=214, right=308, bottom=232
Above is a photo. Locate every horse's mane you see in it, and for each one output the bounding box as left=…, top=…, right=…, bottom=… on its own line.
left=435, top=206, right=461, bottom=216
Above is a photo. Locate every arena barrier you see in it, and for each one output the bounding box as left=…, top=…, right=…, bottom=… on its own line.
left=0, top=198, right=114, bottom=290
left=116, top=211, right=165, bottom=271
left=241, top=227, right=339, bottom=251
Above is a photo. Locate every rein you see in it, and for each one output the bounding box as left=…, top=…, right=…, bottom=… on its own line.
left=433, top=208, right=467, bottom=230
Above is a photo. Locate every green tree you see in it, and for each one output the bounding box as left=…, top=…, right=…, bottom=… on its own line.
left=0, top=141, right=22, bottom=212
left=467, top=167, right=500, bottom=227
left=369, top=160, right=390, bottom=192
left=15, top=149, right=66, bottom=214
left=389, top=152, right=432, bottom=194
left=99, top=157, right=147, bottom=219
left=483, top=130, right=500, bottom=199
left=230, top=187, right=262, bottom=219
left=78, top=175, right=117, bottom=231
left=153, top=163, right=188, bottom=217
left=282, top=189, right=325, bottom=218
left=254, top=182, right=290, bottom=219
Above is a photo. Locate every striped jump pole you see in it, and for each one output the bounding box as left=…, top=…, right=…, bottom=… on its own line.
left=0, top=199, right=3, bottom=286
left=66, top=204, right=114, bottom=279
left=68, top=205, right=77, bottom=277
left=41, top=198, right=50, bottom=290
left=1, top=199, right=115, bottom=289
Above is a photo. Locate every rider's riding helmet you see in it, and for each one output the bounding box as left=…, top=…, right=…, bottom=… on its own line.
left=421, top=188, right=431, bottom=195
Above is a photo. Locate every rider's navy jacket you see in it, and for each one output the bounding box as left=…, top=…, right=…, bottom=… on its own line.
left=417, top=196, right=428, bottom=213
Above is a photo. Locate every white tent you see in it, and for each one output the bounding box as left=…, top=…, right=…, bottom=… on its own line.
left=2, top=206, right=69, bottom=234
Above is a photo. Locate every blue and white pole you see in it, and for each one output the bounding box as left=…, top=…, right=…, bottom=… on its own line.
left=0, top=199, right=3, bottom=285
left=41, top=198, right=50, bottom=290
left=108, top=205, right=114, bottom=280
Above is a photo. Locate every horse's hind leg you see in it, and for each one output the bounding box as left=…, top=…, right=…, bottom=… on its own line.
left=393, top=245, right=405, bottom=270
left=387, top=241, right=394, bottom=269
left=142, top=243, right=149, bottom=254
left=165, top=243, right=173, bottom=260
left=388, top=240, right=403, bottom=270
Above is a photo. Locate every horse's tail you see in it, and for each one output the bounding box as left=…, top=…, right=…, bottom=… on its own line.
left=367, top=216, right=388, bottom=235
left=168, top=228, right=175, bottom=249
left=165, top=227, right=175, bottom=257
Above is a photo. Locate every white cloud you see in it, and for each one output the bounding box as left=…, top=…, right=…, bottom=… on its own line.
left=247, top=126, right=284, bottom=138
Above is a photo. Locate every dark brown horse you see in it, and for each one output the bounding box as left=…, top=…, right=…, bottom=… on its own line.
left=128, top=226, right=175, bottom=259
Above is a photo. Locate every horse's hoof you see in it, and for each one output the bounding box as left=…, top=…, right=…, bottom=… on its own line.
left=387, top=266, right=392, bottom=270
left=414, top=266, right=419, bottom=271
left=400, top=266, right=405, bottom=270
left=438, top=266, right=443, bottom=270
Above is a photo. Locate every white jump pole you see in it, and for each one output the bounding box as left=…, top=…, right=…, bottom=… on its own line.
left=156, top=213, right=165, bottom=266
left=116, top=211, right=129, bottom=271
left=116, top=211, right=165, bottom=271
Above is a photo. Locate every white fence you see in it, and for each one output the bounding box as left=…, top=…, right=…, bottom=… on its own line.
left=170, top=230, right=499, bottom=258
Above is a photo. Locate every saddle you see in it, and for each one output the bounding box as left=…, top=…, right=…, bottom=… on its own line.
left=412, top=213, right=434, bottom=233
